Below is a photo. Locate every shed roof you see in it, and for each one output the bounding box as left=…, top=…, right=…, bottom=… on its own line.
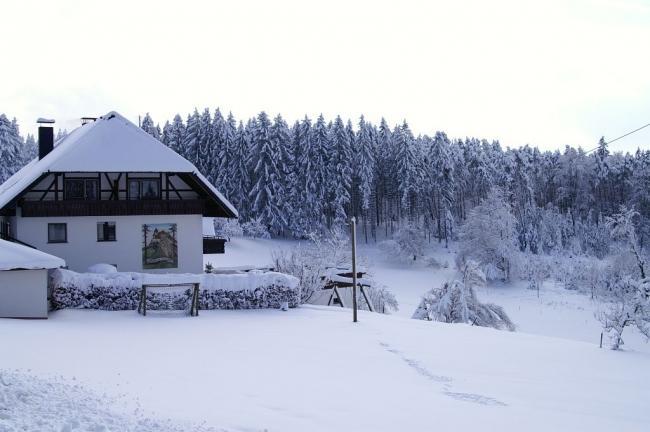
left=0, top=240, right=65, bottom=271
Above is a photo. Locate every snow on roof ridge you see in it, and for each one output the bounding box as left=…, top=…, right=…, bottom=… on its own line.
left=0, top=239, right=65, bottom=271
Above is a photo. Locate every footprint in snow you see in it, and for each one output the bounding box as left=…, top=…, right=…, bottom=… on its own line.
left=379, top=341, right=507, bottom=407
left=444, top=391, right=508, bottom=406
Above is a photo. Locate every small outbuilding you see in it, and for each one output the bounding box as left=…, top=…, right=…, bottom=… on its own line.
left=0, top=239, right=65, bottom=318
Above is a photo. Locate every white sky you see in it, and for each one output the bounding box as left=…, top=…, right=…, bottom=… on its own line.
left=1, top=0, right=649, bottom=152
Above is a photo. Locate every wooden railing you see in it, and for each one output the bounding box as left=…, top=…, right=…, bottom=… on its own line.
left=21, top=199, right=206, bottom=217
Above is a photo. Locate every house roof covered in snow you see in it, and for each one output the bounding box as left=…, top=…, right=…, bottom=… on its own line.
left=0, top=111, right=237, bottom=218
left=0, top=239, right=65, bottom=271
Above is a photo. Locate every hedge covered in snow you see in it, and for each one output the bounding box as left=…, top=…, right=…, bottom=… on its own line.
left=50, top=269, right=300, bottom=311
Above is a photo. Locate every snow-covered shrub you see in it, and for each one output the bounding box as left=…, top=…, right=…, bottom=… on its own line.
left=213, top=218, right=243, bottom=241
left=458, top=188, right=519, bottom=281
left=378, top=239, right=400, bottom=258
left=50, top=269, right=300, bottom=311
left=241, top=217, right=271, bottom=239
left=412, top=261, right=515, bottom=331
left=378, top=222, right=427, bottom=263
left=365, top=284, right=399, bottom=313
left=595, top=207, right=650, bottom=349
left=272, top=228, right=350, bottom=303
left=520, top=254, right=551, bottom=294
left=393, top=222, right=426, bottom=261
left=597, top=277, right=650, bottom=350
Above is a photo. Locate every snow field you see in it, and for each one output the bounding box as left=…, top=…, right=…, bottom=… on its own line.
left=0, top=237, right=648, bottom=430
left=1, top=306, right=649, bottom=431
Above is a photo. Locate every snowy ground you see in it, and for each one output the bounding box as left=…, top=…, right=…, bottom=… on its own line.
left=2, top=307, right=649, bottom=431
left=1, top=237, right=649, bottom=431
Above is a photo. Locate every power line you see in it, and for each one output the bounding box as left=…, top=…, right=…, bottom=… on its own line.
left=586, top=122, right=650, bottom=154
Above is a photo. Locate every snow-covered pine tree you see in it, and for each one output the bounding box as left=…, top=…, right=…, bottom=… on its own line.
left=55, top=128, right=69, bottom=142
left=346, top=119, right=358, bottom=217
left=282, top=121, right=301, bottom=233
left=229, top=121, right=251, bottom=220
left=311, top=114, right=330, bottom=221
left=140, top=113, right=161, bottom=140
left=291, top=117, right=317, bottom=237
left=427, top=131, right=455, bottom=246
left=375, top=118, right=394, bottom=234
left=182, top=109, right=201, bottom=164
left=248, top=112, right=286, bottom=234
left=0, top=114, right=24, bottom=183
left=215, top=112, right=237, bottom=198
left=268, top=113, right=292, bottom=233
left=356, top=115, right=375, bottom=241
left=195, top=108, right=214, bottom=181
left=23, top=133, right=37, bottom=163
left=162, top=114, right=186, bottom=155
left=393, top=121, right=419, bottom=220
left=326, top=115, right=352, bottom=226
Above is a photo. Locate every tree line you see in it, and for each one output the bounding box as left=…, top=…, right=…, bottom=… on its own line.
left=2, top=109, right=649, bottom=256
left=140, top=109, right=650, bottom=255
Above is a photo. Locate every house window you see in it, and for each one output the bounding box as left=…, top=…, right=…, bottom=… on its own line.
left=128, top=179, right=160, bottom=200
left=48, top=223, right=67, bottom=243
left=65, top=178, right=98, bottom=200
left=97, top=222, right=116, bottom=242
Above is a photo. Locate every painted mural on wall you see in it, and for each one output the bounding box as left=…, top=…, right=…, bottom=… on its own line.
left=142, top=223, right=178, bottom=269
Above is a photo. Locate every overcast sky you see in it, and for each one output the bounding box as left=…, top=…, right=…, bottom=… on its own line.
left=2, top=0, right=649, bottom=152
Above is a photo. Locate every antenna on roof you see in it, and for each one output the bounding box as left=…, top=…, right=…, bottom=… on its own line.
left=81, top=117, right=97, bottom=126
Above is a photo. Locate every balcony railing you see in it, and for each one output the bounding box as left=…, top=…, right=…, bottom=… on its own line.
left=21, top=199, right=206, bottom=217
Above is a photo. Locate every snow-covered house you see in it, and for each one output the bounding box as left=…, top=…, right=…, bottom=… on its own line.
left=0, top=239, right=65, bottom=318
left=0, top=112, right=237, bottom=274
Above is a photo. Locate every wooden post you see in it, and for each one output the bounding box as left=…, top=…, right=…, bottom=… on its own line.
left=360, top=286, right=375, bottom=312
left=600, top=332, right=603, bottom=349
left=351, top=216, right=358, bottom=323
left=193, top=283, right=200, bottom=316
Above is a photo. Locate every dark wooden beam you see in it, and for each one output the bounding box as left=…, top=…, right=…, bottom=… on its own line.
left=21, top=199, right=205, bottom=217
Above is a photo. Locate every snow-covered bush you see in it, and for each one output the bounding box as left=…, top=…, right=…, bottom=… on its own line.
left=50, top=269, right=300, bottom=311
left=412, top=261, right=515, bottom=331
left=520, top=254, right=551, bottom=295
left=213, top=218, right=243, bottom=241
left=597, top=277, right=650, bottom=350
left=241, top=217, right=271, bottom=239
left=272, top=228, right=350, bottom=303
left=393, top=222, right=426, bottom=261
left=378, top=222, right=427, bottom=263
left=595, top=207, right=650, bottom=349
left=458, top=188, right=520, bottom=281
left=365, top=284, right=399, bottom=314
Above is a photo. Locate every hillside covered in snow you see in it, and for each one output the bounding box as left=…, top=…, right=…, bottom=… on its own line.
left=1, top=301, right=648, bottom=431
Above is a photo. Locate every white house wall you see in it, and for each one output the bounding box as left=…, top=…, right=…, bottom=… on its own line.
left=14, top=213, right=203, bottom=273
left=0, top=269, right=48, bottom=318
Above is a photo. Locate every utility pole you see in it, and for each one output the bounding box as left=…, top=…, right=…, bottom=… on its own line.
left=351, top=216, right=358, bottom=323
